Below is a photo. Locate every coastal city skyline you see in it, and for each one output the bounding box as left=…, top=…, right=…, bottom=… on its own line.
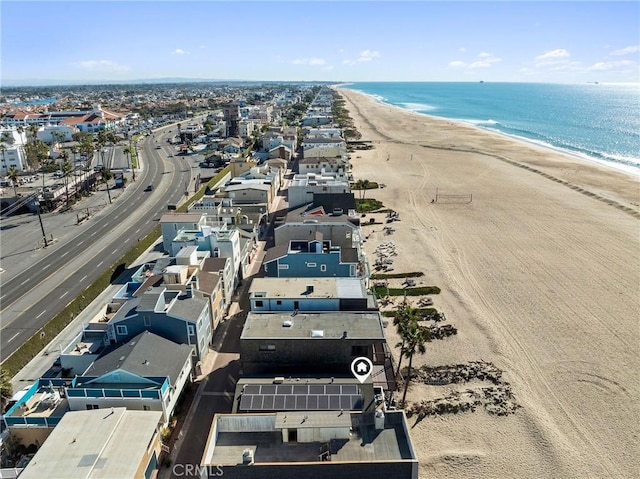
left=2, top=1, right=639, bottom=86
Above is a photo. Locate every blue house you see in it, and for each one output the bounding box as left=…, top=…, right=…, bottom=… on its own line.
left=263, top=234, right=362, bottom=278
left=66, top=331, right=193, bottom=424
left=106, top=286, right=211, bottom=362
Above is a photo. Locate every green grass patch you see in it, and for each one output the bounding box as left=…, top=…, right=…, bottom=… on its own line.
left=381, top=308, right=438, bottom=318
left=371, top=272, right=425, bottom=279
left=0, top=166, right=231, bottom=377
left=374, top=286, right=441, bottom=297
left=356, top=198, right=384, bottom=213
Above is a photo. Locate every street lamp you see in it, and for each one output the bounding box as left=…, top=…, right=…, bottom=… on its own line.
left=34, top=199, right=48, bottom=247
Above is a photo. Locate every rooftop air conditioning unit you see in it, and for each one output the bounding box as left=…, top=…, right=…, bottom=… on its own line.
left=273, top=377, right=284, bottom=384
left=282, top=320, right=293, bottom=327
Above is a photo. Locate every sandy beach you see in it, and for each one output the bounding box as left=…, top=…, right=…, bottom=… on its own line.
left=337, top=88, right=639, bottom=478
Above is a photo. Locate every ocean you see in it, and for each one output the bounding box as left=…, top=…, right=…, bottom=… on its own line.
left=342, top=82, right=640, bottom=176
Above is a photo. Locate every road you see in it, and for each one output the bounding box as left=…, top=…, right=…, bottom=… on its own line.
left=0, top=128, right=198, bottom=361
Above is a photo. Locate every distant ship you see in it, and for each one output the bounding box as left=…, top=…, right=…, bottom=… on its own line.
left=479, top=80, right=484, bottom=83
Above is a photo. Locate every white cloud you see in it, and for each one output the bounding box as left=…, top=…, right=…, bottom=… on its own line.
left=358, top=50, right=380, bottom=62
left=71, top=60, right=130, bottom=73
left=589, top=60, right=635, bottom=71
left=342, top=49, right=381, bottom=66
left=173, top=49, right=188, bottom=55
left=535, top=49, right=570, bottom=62
left=292, top=57, right=326, bottom=66
left=468, top=53, right=501, bottom=69
left=609, top=45, right=640, bottom=56
left=449, top=61, right=467, bottom=68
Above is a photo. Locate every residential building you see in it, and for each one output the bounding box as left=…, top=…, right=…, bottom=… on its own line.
left=274, top=205, right=361, bottom=250
left=302, top=136, right=346, bottom=153
left=18, top=408, right=163, bottom=479
left=287, top=173, right=350, bottom=209
left=106, top=286, right=212, bottom=362
left=160, top=212, right=207, bottom=254
left=240, top=311, right=387, bottom=375
left=249, top=277, right=374, bottom=313
left=298, top=157, right=347, bottom=178
left=66, top=331, right=193, bottom=423
left=200, top=411, right=418, bottom=479
left=0, top=128, right=28, bottom=174
left=263, top=235, right=362, bottom=278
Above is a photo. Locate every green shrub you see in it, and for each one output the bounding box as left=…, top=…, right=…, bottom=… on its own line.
left=374, top=286, right=441, bottom=297
left=370, top=272, right=425, bottom=279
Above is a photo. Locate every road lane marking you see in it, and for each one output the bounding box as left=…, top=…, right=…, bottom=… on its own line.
left=7, top=332, right=20, bottom=343
left=80, top=275, right=87, bottom=282
left=36, top=310, right=46, bottom=319
left=135, top=228, right=141, bottom=234
left=97, top=261, right=104, bottom=267
left=91, top=231, right=97, bottom=236
left=61, top=251, right=69, bottom=257
left=21, top=278, right=29, bottom=285
left=60, top=291, right=68, bottom=299
left=112, top=249, right=118, bottom=254
left=78, top=240, right=84, bottom=245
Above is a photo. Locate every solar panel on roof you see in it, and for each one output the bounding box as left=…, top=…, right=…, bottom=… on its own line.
left=251, top=395, right=264, bottom=410
left=340, top=396, right=353, bottom=409
left=244, top=385, right=261, bottom=394
left=307, top=395, right=319, bottom=409
left=263, top=395, right=275, bottom=410
left=326, top=385, right=341, bottom=395
left=293, top=385, right=308, bottom=394
left=261, top=385, right=276, bottom=395
left=318, top=396, right=329, bottom=410
left=309, top=384, right=325, bottom=395
left=342, top=385, right=359, bottom=395
left=239, top=395, right=252, bottom=410
left=274, top=395, right=285, bottom=409
left=295, top=395, right=307, bottom=410
left=276, top=385, right=293, bottom=395
left=284, top=395, right=296, bottom=409
left=329, top=395, right=340, bottom=409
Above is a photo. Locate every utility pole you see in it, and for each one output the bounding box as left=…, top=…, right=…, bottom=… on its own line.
left=34, top=200, right=48, bottom=247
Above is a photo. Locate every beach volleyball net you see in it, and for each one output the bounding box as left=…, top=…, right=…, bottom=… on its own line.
left=434, top=191, right=473, bottom=204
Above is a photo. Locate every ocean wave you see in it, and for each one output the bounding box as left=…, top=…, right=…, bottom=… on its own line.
left=456, top=118, right=499, bottom=126
left=399, top=102, right=437, bottom=112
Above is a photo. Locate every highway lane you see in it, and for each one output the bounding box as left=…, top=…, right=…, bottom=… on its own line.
left=0, top=132, right=194, bottom=360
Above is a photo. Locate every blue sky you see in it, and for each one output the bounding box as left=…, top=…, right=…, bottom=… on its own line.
left=2, top=1, right=639, bottom=84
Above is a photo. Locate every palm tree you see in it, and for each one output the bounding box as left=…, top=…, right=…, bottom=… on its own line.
left=393, top=305, right=421, bottom=378
left=7, top=166, right=19, bottom=197
left=61, top=155, right=73, bottom=207
left=0, top=368, right=13, bottom=412
left=400, top=317, right=432, bottom=406
left=0, top=142, right=7, bottom=173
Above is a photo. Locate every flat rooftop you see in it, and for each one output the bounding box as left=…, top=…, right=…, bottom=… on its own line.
left=203, top=411, right=415, bottom=466
left=241, top=312, right=385, bottom=340
left=18, top=408, right=163, bottom=479
left=249, top=277, right=366, bottom=299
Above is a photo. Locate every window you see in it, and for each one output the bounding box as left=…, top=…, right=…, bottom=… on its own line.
left=278, top=264, right=289, bottom=269
left=307, top=263, right=317, bottom=268
left=187, top=324, right=196, bottom=335
left=320, top=264, right=327, bottom=272
left=255, top=300, right=264, bottom=307
left=116, top=325, right=128, bottom=336
left=276, top=300, right=282, bottom=305
left=144, top=316, right=151, bottom=326
left=86, top=404, right=99, bottom=410
left=143, top=405, right=151, bottom=411
left=259, top=345, right=276, bottom=351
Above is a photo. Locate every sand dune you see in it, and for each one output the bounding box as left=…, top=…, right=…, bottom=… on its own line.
left=337, top=88, right=639, bottom=478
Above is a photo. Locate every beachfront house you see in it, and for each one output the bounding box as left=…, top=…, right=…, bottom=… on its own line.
left=240, top=311, right=388, bottom=375
left=248, top=277, right=375, bottom=313
left=263, top=235, right=363, bottom=278
left=199, top=411, right=418, bottom=479
left=274, top=204, right=361, bottom=250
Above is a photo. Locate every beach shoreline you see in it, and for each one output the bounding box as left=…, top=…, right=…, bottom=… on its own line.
left=335, top=87, right=639, bottom=479
left=337, top=85, right=640, bottom=178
